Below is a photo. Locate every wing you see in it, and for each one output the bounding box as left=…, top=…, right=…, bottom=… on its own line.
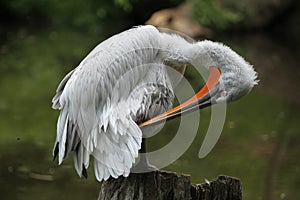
left=52, top=26, right=176, bottom=181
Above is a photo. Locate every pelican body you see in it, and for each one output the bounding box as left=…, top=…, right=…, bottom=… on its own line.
left=52, top=25, right=257, bottom=181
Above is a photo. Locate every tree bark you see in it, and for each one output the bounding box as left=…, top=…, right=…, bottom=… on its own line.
left=98, top=171, right=242, bottom=200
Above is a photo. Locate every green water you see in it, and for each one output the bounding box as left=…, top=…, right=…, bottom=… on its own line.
left=0, top=27, right=299, bottom=200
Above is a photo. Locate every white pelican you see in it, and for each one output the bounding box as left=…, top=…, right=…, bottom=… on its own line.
left=52, top=25, right=257, bottom=181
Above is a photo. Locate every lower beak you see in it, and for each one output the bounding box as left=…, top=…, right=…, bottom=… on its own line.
left=139, top=66, right=221, bottom=127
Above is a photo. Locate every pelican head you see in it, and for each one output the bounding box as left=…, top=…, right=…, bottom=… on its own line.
left=196, top=40, right=258, bottom=104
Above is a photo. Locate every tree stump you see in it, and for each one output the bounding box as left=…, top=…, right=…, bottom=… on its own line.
left=98, top=171, right=242, bottom=200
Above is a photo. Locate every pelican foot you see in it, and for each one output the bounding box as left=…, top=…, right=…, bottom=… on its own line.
left=131, top=160, right=158, bottom=173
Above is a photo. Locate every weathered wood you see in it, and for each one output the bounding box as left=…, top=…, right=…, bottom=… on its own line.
left=98, top=171, right=242, bottom=200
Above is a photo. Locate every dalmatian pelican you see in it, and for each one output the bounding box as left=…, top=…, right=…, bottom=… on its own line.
left=52, top=25, right=258, bottom=181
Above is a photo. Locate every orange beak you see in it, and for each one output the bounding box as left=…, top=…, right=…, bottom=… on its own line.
left=139, top=66, right=222, bottom=127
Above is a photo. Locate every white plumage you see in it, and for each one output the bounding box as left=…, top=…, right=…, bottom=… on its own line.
left=52, top=25, right=257, bottom=181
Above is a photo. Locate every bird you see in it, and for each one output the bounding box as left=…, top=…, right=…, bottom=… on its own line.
left=52, top=25, right=258, bottom=181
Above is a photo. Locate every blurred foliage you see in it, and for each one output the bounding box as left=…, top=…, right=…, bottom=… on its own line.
left=190, top=0, right=242, bottom=30
left=0, top=0, right=185, bottom=31
left=114, top=0, right=136, bottom=12
left=1, top=0, right=126, bottom=28
left=190, top=0, right=295, bottom=31
left=0, top=0, right=296, bottom=33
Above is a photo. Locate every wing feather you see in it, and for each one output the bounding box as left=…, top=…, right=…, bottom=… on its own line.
left=52, top=69, right=75, bottom=109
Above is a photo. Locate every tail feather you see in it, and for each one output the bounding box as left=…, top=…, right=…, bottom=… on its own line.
left=73, top=142, right=90, bottom=178
left=58, top=114, right=68, bottom=164
left=52, top=69, right=75, bottom=110
left=73, top=142, right=83, bottom=176
left=82, top=164, right=88, bottom=179
left=54, top=106, right=83, bottom=164
left=53, top=142, right=59, bottom=161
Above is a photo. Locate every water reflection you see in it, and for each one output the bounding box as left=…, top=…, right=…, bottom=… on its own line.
left=0, top=27, right=299, bottom=200
left=0, top=142, right=99, bottom=199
